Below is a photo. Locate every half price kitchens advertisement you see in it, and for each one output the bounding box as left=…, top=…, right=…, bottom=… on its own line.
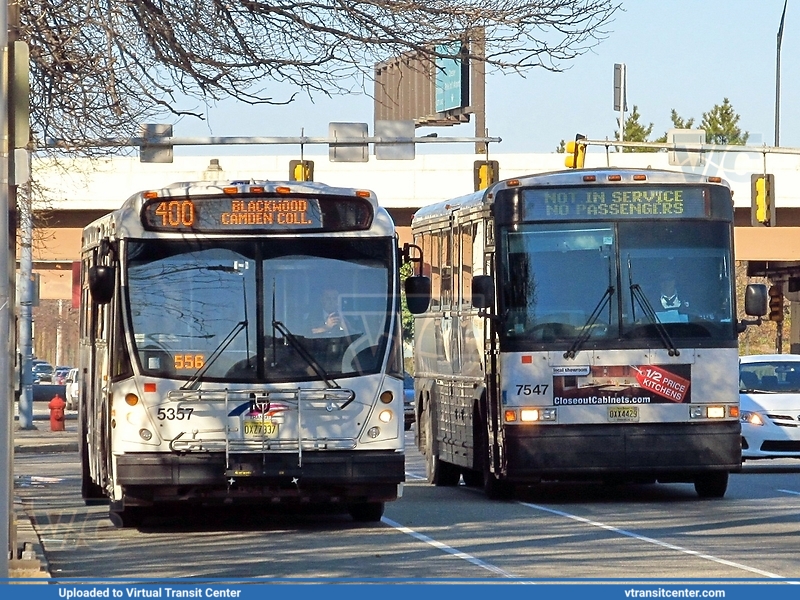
left=552, top=364, right=692, bottom=405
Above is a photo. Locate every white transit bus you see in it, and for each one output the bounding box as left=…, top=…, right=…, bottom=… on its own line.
left=404, top=167, right=767, bottom=499
left=79, top=179, right=406, bottom=526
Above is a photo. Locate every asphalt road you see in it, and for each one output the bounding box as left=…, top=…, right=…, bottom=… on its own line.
left=13, top=430, right=800, bottom=582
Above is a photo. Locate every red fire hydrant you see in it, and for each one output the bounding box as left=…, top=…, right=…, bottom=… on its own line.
left=48, top=394, right=66, bottom=432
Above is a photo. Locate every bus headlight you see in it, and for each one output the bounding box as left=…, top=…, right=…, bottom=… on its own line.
left=519, top=408, right=557, bottom=422
left=378, top=409, right=393, bottom=423
left=690, top=406, right=728, bottom=419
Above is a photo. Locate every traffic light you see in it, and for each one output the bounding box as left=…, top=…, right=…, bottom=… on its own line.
left=474, top=160, right=499, bottom=191
left=750, top=173, right=775, bottom=226
left=289, top=159, right=314, bottom=182
left=564, top=134, right=587, bottom=169
left=768, top=284, right=784, bottom=322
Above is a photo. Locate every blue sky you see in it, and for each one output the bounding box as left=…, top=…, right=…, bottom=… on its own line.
left=175, top=1, right=798, bottom=156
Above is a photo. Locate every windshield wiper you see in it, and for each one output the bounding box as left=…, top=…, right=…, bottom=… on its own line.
left=271, top=319, right=339, bottom=390
left=564, top=286, right=614, bottom=359
left=627, top=256, right=679, bottom=356
left=629, top=283, right=680, bottom=356
left=181, top=319, right=247, bottom=390
left=180, top=262, right=251, bottom=389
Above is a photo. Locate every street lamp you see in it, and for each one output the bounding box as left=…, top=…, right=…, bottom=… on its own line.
left=776, top=0, right=788, bottom=147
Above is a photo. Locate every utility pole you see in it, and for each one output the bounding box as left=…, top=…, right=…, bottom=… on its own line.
left=0, top=0, right=12, bottom=580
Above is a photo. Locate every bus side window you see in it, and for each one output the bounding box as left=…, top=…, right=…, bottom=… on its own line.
left=429, top=231, right=441, bottom=311
left=461, top=222, right=474, bottom=307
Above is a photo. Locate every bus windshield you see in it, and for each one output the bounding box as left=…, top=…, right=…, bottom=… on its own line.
left=125, top=237, right=394, bottom=382
left=499, top=220, right=734, bottom=346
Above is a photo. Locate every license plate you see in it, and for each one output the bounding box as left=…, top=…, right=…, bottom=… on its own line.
left=243, top=419, right=279, bottom=438
left=608, top=406, right=639, bottom=422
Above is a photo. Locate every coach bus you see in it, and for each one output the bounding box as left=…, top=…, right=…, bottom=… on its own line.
left=79, top=179, right=405, bottom=526
left=405, top=167, right=767, bottom=499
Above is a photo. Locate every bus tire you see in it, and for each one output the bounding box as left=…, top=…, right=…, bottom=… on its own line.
left=483, top=469, right=514, bottom=500
left=461, top=401, right=485, bottom=487
left=109, top=506, right=144, bottom=528
left=461, top=469, right=483, bottom=487
left=694, top=471, right=728, bottom=498
left=423, top=405, right=460, bottom=486
left=80, top=415, right=107, bottom=505
left=348, top=502, right=384, bottom=523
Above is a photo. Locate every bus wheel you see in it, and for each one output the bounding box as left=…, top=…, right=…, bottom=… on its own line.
left=425, top=447, right=461, bottom=486
left=483, top=458, right=514, bottom=500
left=348, top=502, right=384, bottom=523
left=694, top=472, right=728, bottom=498
left=109, top=506, right=144, bottom=528
left=80, top=419, right=107, bottom=506
left=461, top=469, right=483, bottom=487
left=422, top=405, right=460, bottom=486
left=483, top=472, right=514, bottom=500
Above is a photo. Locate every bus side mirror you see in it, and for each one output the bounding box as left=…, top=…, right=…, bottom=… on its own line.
left=472, top=275, right=495, bottom=310
left=404, top=275, right=431, bottom=314
left=744, top=283, right=768, bottom=317
left=89, top=265, right=116, bottom=305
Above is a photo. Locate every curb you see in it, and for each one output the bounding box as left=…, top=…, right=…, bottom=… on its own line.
left=14, top=442, right=79, bottom=454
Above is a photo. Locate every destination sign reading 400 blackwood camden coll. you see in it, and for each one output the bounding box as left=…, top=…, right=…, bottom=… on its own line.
left=521, top=186, right=709, bottom=220
left=142, top=196, right=324, bottom=232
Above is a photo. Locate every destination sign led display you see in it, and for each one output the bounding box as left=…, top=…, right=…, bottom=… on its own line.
left=521, top=186, right=709, bottom=220
left=141, top=195, right=372, bottom=232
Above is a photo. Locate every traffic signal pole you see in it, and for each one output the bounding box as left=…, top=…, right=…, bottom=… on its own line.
left=1, top=0, right=11, bottom=580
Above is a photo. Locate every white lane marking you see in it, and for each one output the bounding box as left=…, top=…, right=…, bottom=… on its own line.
left=381, top=516, right=518, bottom=579
left=777, top=489, right=800, bottom=496
left=518, top=501, right=786, bottom=579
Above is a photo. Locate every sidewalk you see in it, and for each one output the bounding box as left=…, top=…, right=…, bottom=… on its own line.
left=10, top=406, right=79, bottom=579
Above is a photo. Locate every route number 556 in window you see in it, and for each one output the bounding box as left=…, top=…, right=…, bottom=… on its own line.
left=174, top=354, right=205, bottom=370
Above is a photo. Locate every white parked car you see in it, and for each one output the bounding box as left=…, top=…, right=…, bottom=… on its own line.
left=739, top=354, right=800, bottom=460
left=65, top=368, right=80, bottom=410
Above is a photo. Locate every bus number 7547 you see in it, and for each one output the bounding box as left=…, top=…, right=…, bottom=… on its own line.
left=516, top=384, right=548, bottom=396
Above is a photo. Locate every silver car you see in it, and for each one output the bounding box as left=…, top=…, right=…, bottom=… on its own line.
left=65, top=368, right=80, bottom=410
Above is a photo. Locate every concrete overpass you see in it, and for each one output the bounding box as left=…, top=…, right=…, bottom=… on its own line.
left=24, top=149, right=800, bottom=352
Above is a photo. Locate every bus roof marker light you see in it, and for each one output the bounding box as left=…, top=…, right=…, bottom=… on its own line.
left=608, top=174, right=622, bottom=181
left=222, top=186, right=238, bottom=194
left=356, top=190, right=371, bottom=198
left=275, top=186, right=291, bottom=194
left=507, top=179, right=520, bottom=187
left=143, top=191, right=158, bottom=199
left=582, top=175, right=596, bottom=182
left=633, top=174, right=647, bottom=181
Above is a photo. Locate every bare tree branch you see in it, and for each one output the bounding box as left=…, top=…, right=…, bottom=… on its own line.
left=22, top=0, right=620, bottom=151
